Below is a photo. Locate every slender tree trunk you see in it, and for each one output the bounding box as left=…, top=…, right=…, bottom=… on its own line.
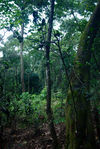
left=20, top=23, right=25, bottom=92
left=3, top=69, right=6, bottom=96
left=55, top=39, right=77, bottom=125
left=45, top=0, right=59, bottom=148
left=28, top=73, right=30, bottom=93
left=65, top=1, right=100, bottom=149
left=15, top=67, right=18, bottom=94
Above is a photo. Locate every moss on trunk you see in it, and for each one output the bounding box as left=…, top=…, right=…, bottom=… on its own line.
left=66, top=91, right=95, bottom=149
left=65, top=1, right=100, bottom=149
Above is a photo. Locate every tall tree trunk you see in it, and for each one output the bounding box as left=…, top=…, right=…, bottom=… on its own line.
left=28, top=73, right=30, bottom=93
left=45, top=0, right=59, bottom=148
left=20, top=23, right=25, bottom=92
left=65, top=1, right=100, bottom=149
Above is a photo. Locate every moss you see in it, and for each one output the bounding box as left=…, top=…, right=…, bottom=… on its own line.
left=65, top=2, right=100, bottom=149
left=66, top=90, right=86, bottom=148
left=65, top=87, right=97, bottom=149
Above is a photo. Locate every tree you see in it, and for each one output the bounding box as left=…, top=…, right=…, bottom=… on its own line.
left=44, top=0, right=59, bottom=148
left=65, top=1, right=100, bottom=149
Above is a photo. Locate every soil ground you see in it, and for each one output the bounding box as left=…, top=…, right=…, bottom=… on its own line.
left=1, top=123, right=66, bottom=149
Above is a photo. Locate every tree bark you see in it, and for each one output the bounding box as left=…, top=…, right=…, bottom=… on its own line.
left=65, top=1, right=100, bottom=149
left=45, top=0, right=59, bottom=148
left=20, top=23, right=25, bottom=92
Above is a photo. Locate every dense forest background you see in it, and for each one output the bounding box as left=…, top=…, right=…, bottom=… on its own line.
left=0, top=0, right=100, bottom=149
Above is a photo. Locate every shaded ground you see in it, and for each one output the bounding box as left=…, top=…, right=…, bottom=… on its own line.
left=1, top=123, right=66, bottom=149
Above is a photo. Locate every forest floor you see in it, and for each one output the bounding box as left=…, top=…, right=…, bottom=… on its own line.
left=1, top=122, right=66, bottom=149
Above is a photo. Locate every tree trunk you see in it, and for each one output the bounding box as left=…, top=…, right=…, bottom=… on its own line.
left=20, top=23, right=25, bottom=92
left=65, top=1, right=100, bottom=149
left=28, top=73, right=30, bottom=93
left=45, top=0, right=59, bottom=148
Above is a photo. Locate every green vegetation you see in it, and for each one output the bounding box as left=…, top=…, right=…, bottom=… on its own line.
left=0, top=0, right=100, bottom=148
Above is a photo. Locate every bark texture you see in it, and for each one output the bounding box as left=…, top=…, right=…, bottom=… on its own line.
left=45, top=0, right=59, bottom=148
left=20, top=23, right=25, bottom=92
left=65, top=1, right=100, bottom=149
